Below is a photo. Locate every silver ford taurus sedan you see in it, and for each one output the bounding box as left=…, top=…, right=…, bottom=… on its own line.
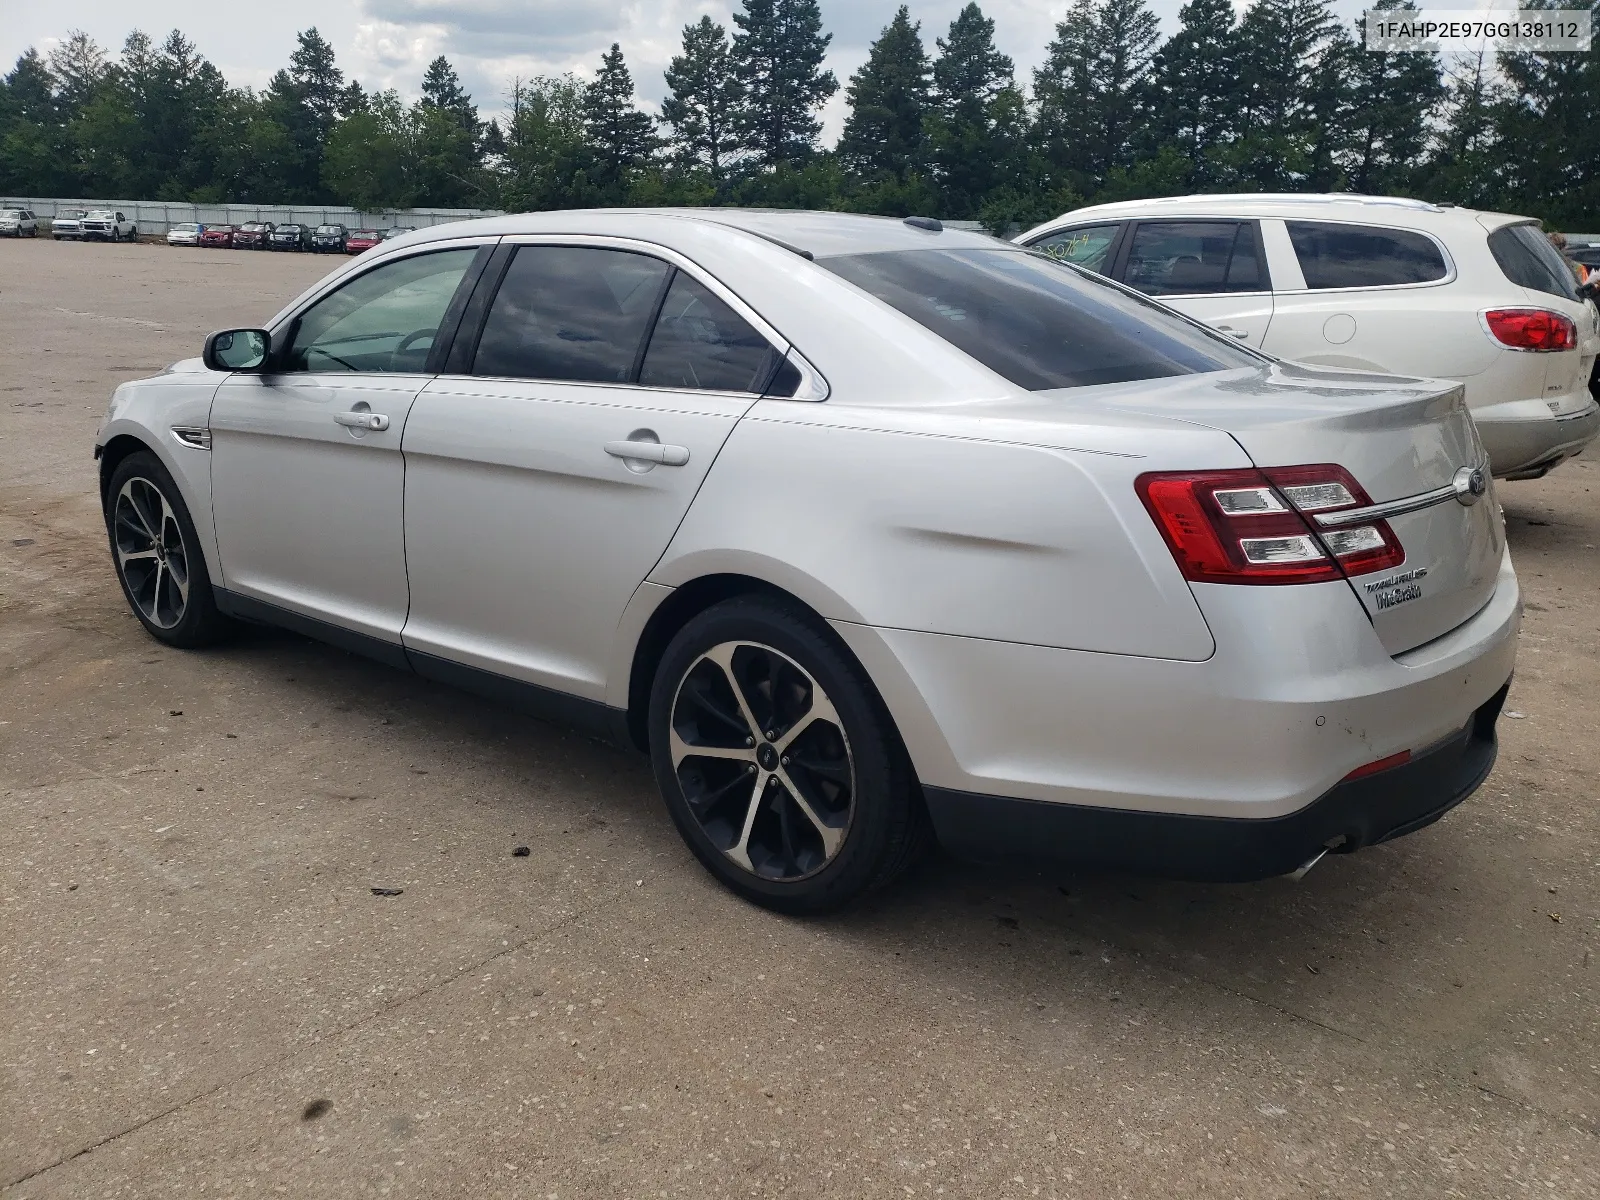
left=95, top=210, right=1519, bottom=912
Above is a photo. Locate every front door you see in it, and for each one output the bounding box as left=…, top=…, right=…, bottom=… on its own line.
left=1116, top=219, right=1275, bottom=347
left=401, top=242, right=781, bottom=700
left=208, top=245, right=484, bottom=644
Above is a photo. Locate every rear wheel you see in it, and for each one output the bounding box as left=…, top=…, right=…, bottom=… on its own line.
left=105, top=452, right=232, bottom=648
left=648, top=596, right=926, bottom=914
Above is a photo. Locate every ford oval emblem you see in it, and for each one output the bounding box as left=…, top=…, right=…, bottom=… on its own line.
left=1453, top=465, right=1487, bottom=506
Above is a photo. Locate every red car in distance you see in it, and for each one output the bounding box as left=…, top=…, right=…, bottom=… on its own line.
left=199, top=225, right=235, bottom=248
left=345, top=229, right=383, bottom=254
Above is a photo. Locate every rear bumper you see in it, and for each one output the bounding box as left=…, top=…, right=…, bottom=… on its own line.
left=1475, top=397, right=1600, bottom=478
left=924, top=681, right=1506, bottom=881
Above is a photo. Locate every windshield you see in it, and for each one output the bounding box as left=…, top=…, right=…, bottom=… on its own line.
left=88, top=211, right=113, bottom=218
left=820, top=248, right=1260, bottom=390
left=317, top=225, right=340, bottom=233
left=173, top=223, right=199, bottom=231
left=0, top=210, right=21, bottom=219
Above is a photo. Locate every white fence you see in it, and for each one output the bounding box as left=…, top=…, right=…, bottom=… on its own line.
left=2, top=198, right=503, bottom=236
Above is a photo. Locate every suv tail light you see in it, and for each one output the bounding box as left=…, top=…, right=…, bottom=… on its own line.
left=1137, top=465, right=1404, bottom=585
left=1484, top=308, right=1578, bottom=351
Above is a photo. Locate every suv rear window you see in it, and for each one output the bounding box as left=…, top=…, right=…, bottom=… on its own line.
left=820, top=248, right=1258, bottom=391
left=1488, top=223, right=1582, bottom=302
left=1286, top=221, right=1448, bottom=289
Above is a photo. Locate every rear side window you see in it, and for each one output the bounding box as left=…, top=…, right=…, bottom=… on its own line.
left=821, top=248, right=1259, bottom=391
left=1286, top=221, right=1448, bottom=288
left=639, top=272, right=773, bottom=392
left=1027, top=224, right=1120, bottom=274
left=1488, top=223, right=1582, bottom=302
left=1123, top=221, right=1262, bottom=295
left=474, top=246, right=670, bottom=383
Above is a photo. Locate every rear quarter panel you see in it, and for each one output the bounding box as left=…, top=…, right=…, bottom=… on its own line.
left=652, top=398, right=1252, bottom=662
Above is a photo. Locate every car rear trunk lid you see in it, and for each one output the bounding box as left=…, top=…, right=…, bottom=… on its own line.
left=1084, top=361, right=1504, bottom=655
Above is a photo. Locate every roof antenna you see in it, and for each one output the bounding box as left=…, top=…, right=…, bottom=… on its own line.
left=903, top=216, right=943, bottom=233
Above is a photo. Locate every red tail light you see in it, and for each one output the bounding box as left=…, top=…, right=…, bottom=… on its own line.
left=1484, top=308, right=1578, bottom=351
left=1340, top=749, right=1411, bottom=782
left=1137, top=465, right=1404, bottom=585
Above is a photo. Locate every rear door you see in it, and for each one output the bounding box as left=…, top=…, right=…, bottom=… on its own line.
left=1113, top=219, right=1274, bottom=346
left=400, top=239, right=782, bottom=700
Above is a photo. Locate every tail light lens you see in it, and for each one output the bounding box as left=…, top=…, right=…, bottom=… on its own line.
left=1484, top=308, right=1578, bottom=351
left=1137, top=465, right=1404, bottom=585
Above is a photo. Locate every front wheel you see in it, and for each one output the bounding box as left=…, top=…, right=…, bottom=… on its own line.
left=104, top=452, right=233, bottom=648
left=648, top=596, right=926, bottom=914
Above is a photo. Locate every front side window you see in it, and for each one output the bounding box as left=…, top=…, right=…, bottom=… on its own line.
left=639, top=272, right=773, bottom=392
left=1286, top=220, right=1448, bottom=289
left=474, top=246, right=670, bottom=383
left=1028, top=224, right=1121, bottom=274
left=1488, top=223, right=1582, bottom=302
left=822, top=248, right=1259, bottom=391
left=279, top=248, right=477, bottom=373
left=1123, top=221, right=1262, bottom=296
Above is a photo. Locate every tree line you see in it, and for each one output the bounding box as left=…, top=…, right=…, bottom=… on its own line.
left=0, top=0, right=1595, bottom=232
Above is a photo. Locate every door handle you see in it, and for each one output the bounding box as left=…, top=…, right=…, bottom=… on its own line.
left=1215, top=325, right=1250, bottom=339
left=604, top=440, right=690, bottom=466
left=334, top=411, right=390, bottom=431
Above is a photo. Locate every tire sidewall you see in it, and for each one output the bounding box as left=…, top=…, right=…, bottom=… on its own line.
left=648, top=597, right=908, bottom=912
left=104, top=452, right=220, bottom=647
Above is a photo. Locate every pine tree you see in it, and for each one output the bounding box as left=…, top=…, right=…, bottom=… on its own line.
left=420, top=55, right=477, bottom=132
left=1144, top=0, right=1240, bottom=182
left=1341, top=2, right=1442, bottom=194
left=1425, top=49, right=1505, bottom=209
left=582, top=44, right=657, bottom=193
left=1493, top=0, right=1600, bottom=226
left=288, top=28, right=345, bottom=145
left=661, top=16, right=743, bottom=180
left=837, top=6, right=931, bottom=182
left=1035, top=0, right=1160, bottom=192
left=48, top=31, right=109, bottom=116
left=0, top=49, right=72, bottom=194
left=1225, top=0, right=1342, bottom=186
left=731, top=0, right=838, bottom=167
left=927, top=3, right=1016, bottom=216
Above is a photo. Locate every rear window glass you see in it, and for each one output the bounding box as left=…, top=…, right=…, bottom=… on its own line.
left=820, top=248, right=1259, bottom=391
left=1286, top=221, right=1448, bottom=288
left=639, top=272, right=773, bottom=392
left=1488, top=223, right=1582, bottom=301
left=474, top=245, right=670, bottom=383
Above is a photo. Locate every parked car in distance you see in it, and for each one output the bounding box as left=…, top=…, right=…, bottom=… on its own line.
left=1, top=208, right=39, bottom=237
left=199, top=224, right=235, bottom=248
left=1017, top=194, right=1600, bottom=480
left=345, top=228, right=382, bottom=254
left=233, top=221, right=274, bottom=250
left=167, top=222, right=204, bottom=247
left=95, top=209, right=1519, bottom=913
left=380, top=226, right=416, bottom=241
left=310, top=223, right=348, bottom=253
left=270, top=223, right=310, bottom=251
left=81, top=210, right=138, bottom=242
left=51, top=209, right=91, bottom=239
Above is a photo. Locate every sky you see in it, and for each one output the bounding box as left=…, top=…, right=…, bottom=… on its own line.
left=2, top=0, right=1383, bottom=141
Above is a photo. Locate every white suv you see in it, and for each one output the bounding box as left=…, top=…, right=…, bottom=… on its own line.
left=1018, top=195, right=1600, bottom=479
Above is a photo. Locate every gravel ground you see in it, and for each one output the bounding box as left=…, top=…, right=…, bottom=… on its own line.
left=2, top=237, right=1597, bottom=1199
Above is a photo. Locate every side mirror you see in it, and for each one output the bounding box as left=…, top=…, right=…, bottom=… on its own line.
left=204, top=329, right=271, bottom=372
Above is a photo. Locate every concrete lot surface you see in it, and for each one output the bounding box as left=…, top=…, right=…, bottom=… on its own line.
left=2, top=238, right=1598, bottom=1198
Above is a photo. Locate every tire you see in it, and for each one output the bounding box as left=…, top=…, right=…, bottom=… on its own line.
left=104, top=451, right=233, bottom=648
left=648, top=595, right=927, bottom=914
